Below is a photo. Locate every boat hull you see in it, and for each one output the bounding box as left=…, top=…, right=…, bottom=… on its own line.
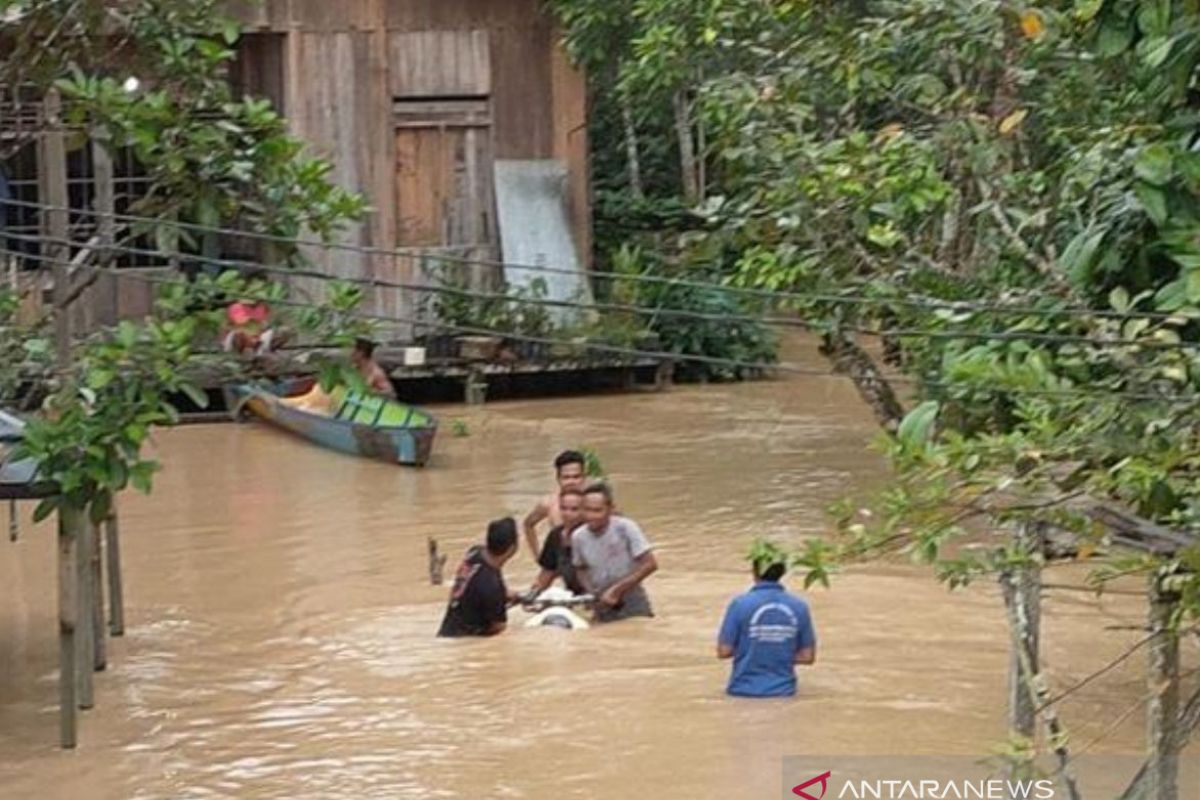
left=229, top=385, right=437, bottom=467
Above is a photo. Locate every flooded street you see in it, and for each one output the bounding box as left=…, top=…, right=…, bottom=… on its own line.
left=0, top=354, right=1193, bottom=799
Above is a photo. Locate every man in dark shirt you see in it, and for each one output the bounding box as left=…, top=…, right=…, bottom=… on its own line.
left=527, top=487, right=587, bottom=598
left=437, top=518, right=520, bottom=637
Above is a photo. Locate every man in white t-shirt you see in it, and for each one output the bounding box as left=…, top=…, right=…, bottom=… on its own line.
left=571, top=483, right=658, bottom=622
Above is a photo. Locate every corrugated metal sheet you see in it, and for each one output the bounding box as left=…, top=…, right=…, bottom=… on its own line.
left=493, top=159, right=590, bottom=322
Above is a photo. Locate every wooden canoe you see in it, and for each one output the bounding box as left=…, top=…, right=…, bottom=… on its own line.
left=225, top=382, right=438, bottom=467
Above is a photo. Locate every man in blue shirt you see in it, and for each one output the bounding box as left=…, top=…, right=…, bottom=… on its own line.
left=716, top=547, right=817, bottom=697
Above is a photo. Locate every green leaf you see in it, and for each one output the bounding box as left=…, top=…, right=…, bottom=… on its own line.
left=22, top=338, right=49, bottom=356
left=33, top=498, right=58, bottom=523
left=1136, top=0, right=1170, bottom=36
left=116, top=320, right=138, bottom=348
left=1097, top=17, right=1135, bottom=56
left=1074, top=0, right=1104, bottom=22
left=1108, top=286, right=1130, bottom=312
left=87, top=368, right=115, bottom=390
left=154, top=223, right=179, bottom=256
left=178, top=383, right=208, bottom=409
left=1135, top=144, right=1174, bottom=185
left=130, top=462, right=158, bottom=494
left=1186, top=270, right=1200, bottom=303
left=1154, top=279, right=1188, bottom=311
left=1139, top=36, right=1173, bottom=68
left=1135, top=182, right=1169, bottom=225
left=897, top=401, right=939, bottom=448
left=222, top=20, right=241, bottom=46
left=1059, top=229, right=1106, bottom=284
left=89, top=490, right=112, bottom=525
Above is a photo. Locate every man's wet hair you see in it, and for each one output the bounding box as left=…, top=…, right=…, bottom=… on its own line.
left=554, top=450, right=586, bottom=474
left=559, top=487, right=585, bottom=499
left=755, top=562, right=787, bottom=582
left=354, top=337, right=376, bottom=358
left=486, top=517, right=518, bottom=555
left=583, top=482, right=613, bottom=505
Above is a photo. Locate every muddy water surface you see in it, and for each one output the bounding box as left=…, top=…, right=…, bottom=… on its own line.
left=0, top=355, right=1192, bottom=799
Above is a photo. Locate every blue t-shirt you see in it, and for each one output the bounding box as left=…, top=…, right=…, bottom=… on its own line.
left=717, top=581, right=816, bottom=698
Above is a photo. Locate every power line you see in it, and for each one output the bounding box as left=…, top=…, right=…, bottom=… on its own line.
left=3, top=196, right=1191, bottom=324
left=7, top=227, right=1200, bottom=355
left=9, top=246, right=1198, bottom=405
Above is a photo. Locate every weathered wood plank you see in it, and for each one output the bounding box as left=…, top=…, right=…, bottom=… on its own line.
left=389, top=30, right=490, bottom=97
left=549, top=31, right=591, bottom=264
left=491, top=22, right=553, bottom=159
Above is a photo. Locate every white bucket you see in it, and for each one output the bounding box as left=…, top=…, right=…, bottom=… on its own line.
left=403, top=347, right=426, bottom=367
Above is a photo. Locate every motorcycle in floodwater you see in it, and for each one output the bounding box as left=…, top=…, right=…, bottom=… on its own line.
left=519, top=587, right=594, bottom=630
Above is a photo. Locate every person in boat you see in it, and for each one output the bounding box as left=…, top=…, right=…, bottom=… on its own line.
left=572, top=482, right=657, bottom=623
left=222, top=272, right=284, bottom=356
left=437, top=517, right=522, bottom=637
left=716, top=543, right=817, bottom=698
left=525, top=486, right=588, bottom=600
left=522, top=450, right=588, bottom=558
left=351, top=337, right=398, bottom=399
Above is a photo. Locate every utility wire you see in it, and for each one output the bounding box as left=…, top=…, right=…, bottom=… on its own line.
left=4, top=196, right=1193, bottom=324
left=6, top=227, right=1200, bottom=355
left=10, top=245, right=1199, bottom=405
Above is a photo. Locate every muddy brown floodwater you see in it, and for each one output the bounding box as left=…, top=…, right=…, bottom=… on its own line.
left=0, top=346, right=1196, bottom=799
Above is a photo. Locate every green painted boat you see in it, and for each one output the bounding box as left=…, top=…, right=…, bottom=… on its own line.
left=226, top=382, right=438, bottom=467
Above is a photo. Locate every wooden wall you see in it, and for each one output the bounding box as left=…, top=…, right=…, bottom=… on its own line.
left=229, top=0, right=591, bottom=325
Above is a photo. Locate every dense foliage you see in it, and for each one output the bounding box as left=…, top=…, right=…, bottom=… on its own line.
left=554, top=0, right=1200, bottom=620
left=0, top=0, right=365, bottom=520
left=2, top=0, right=364, bottom=246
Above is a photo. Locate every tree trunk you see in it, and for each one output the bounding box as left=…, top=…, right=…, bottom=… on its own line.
left=618, top=88, right=645, bottom=200
left=673, top=88, right=700, bottom=205
left=818, top=331, right=905, bottom=431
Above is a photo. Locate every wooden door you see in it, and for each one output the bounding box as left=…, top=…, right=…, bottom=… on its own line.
left=394, top=99, right=494, bottom=249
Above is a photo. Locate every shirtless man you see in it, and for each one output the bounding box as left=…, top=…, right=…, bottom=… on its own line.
left=350, top=338, right=397, bottom=399
left=522, top=450, right=587, bottom=558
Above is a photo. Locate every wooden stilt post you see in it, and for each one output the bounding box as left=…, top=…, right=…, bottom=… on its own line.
left=91, top=131, right=116, bottom=327
left=1002, top=521, right=1081, bottom=800
left=91, top=516, right=106, bottom=672
left=1147, top=571, right=1180, bottom=800
left=76, top=517, right=95, bottom=709
left=1003, top=521, right=1042, bottom=741
left=428, top=537, right=447, bottom=585
left=39, top=90, right=69, bottom=356
left=43, top=89, right=81, bottom=747
left=57, top=507, right=80, bottom=748
left=465, top=368, right=487, bottom=405
left=104, top=510, right=124, bottom=636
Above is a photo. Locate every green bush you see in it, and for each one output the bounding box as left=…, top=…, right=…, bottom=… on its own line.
left=607, top=245, right=777, bottom=381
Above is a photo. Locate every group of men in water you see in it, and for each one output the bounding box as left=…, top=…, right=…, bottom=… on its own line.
left=437, top=451, right=659, bottom=638
left=436, top=450, right=819, bottom=699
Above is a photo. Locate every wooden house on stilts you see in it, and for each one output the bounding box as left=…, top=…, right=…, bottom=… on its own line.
left=227, top=0, right=593, bottom=324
